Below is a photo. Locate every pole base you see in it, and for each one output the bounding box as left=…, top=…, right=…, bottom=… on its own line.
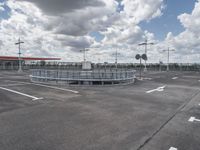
left=18, top=68, right=23, bottom=73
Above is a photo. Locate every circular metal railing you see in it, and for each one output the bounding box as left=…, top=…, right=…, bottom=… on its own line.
left=30, top=69, right=136, bottom=85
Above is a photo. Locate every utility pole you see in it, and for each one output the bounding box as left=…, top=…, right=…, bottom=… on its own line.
left=80, top=48, right=89, bottom=62
left=114, top=49, right=121, bottom=69
left=163, top=47, right=175, bottom=71
left=15, top=38, right=24, bottom=72
left=138, top=39, right=154, bottom=71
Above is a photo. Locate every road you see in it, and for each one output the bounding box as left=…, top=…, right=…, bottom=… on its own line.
left=0, top=71, right=199, bottom=150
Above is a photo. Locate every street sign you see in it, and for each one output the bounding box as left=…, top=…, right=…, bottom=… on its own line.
left=142, top=54, right=147, bottom=61
left=135, top=54, right=141, bottom=60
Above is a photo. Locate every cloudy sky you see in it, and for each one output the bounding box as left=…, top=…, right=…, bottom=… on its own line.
left=0, top=0, right=199, bottom=63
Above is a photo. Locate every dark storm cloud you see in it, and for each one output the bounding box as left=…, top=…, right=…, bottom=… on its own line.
left=16, top=0, right=105, bottom=15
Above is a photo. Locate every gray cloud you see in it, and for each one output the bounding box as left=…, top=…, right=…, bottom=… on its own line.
left=16, top=0, right=105, bottom=15
left=15, top=0, right=117, bottom=37
left=55, top=35, right=94, bottom=51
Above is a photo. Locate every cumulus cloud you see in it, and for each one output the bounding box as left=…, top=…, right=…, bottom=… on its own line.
left=0, top=0, right=166, bottom=62
left=17, top=0, right=105, bottom=15
left=158, top=0, right=200, bottom=63
left=122, top=0, right=164, bottom=23
left=16, top=0, right=118, bottom=36
left=0, top=2, right=5, bottom=12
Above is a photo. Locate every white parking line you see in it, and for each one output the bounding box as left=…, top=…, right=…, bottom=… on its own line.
left=0, top=87, right=43, bottom=101
left=146, top=85, right=166, bottom=94
left=6, top=80, right=79, bottom=94
left=31, top=83, right=79, bottom=94
left=169, top=147, right=177, bottom=150
left=143, top=77, right=152, bottom=80
left=2, top=83, right=32, bottom=87
left=172, top=77, right=178, bottom=80
left=188, top=116, right=200, bottom=122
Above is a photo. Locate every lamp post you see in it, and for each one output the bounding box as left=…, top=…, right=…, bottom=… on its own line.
left=135, top=54, right=147, bottom=79
left=138, top=39, right=154, bottom=71
left=15, top=38, right=24, bottom=72
left=80, top=48, right=89, bottom=62
left=113, top=49, right=120, bottom=69
left=163, top=47, right=175, bottom=71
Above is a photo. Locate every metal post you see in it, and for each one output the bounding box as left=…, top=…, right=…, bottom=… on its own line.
left=15, top=38, right=24, bottom=73
left=144, top=40, right=147, bottom=71
left=80, top=48, right=89, bottom=62
left=84, top=49, right=86, bottom=62
left=138, top=39, right=154, bottom=72
left=115, top=49, right=118, bottom=69
left=140, top=58, right=142, bottom=79
left=163, top=47, right=175, bottom=72
left=167, top=47, right=169, bottom=71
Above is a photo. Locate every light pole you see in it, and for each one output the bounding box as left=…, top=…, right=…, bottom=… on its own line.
left=15, top=38, right=24, bottom=72
left=135, top=54, right=147, bottom=79
left=138, top=39, right=154, bottom=71
left=163, top=47, right=175, bottom=71
left=80, top=48, right=89, bottom=62
left=113, top=49, right=120, bottom=69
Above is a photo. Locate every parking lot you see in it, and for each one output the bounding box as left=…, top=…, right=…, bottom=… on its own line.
left=0, top=71, right=199, bottom=150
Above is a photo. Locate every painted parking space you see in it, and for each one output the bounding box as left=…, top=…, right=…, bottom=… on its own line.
left=172, top=77, right=178, bottom=80
left=146, top=85, right=166, bottom=93
left=188, top=116, right=200, bottom=123
left=5, top=80, right=79, bottom=94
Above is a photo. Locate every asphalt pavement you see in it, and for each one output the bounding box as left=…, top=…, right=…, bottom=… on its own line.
left=0, top=70, right=199, bottom=150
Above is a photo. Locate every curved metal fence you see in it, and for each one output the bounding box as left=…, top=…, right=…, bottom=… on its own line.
left=30, top=69, right=136, bottom=82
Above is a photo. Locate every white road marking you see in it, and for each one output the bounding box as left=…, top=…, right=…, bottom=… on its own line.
left=0, top=87, right=43, bottom=101
left=146, top=85, right=166, bottom=94
left=31, top=83, right=79, bottom=94
left=188, top=116, right=200, bottom=122
left=172, top=77, right=178, bottom=80
left=169, top=147, right=177, bottom=150
left=6, top=80, right=79, bottom=94
left=143, top=77, right=152, bottom=80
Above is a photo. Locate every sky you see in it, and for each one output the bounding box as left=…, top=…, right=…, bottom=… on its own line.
left=0, top=0, right=199, bottom=63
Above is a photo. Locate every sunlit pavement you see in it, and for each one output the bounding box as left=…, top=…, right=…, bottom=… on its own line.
left=0, top=71, right=200, bottom=150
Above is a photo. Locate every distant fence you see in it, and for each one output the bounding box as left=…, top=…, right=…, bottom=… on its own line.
left=0, top=63, right=200, bottom=72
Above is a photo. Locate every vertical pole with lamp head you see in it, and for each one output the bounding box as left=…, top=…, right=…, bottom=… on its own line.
left=138, top=39, right=154, bottom=71
left=15, top=38, right=24, bottom=73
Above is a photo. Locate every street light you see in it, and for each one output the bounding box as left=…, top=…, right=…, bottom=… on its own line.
left=80, top=48, right=89, bottom=62
left=112, top=49, right=121, bottom=69
left=15, top=38, right=24, bottom=72
left=163, top=47, right=175, bottom=71
left=138, top=39, right=154, bottom=71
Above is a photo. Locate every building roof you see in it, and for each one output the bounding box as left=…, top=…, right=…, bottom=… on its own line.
left=0, top=56, right=61, bottom=61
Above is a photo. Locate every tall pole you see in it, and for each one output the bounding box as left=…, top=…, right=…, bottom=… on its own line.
left=115, top=49, right=118, bottom=69
left=114, top=49, right=120, bottom=69
left=15, top=38, right=24, bottom=72
left=140, top=57, right=142, bottom=79
left=138, top=39, right=154, bottom=71
left=163, top=47, right=175, bottom=71
left=167, top=47, right=170, bottom=71
left=80, top=48, right=89, bottom=62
